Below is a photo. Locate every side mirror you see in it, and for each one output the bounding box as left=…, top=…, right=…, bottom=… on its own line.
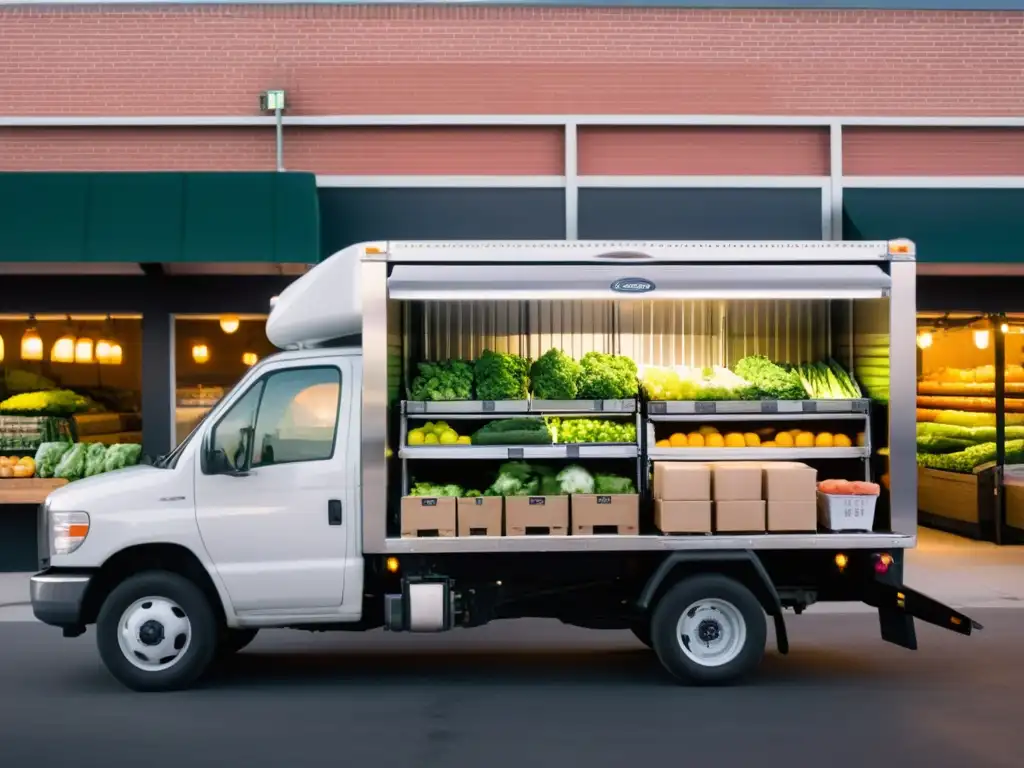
left=207, top=448, right=237, bottom=475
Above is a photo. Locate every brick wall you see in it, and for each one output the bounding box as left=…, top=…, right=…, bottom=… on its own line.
left=1, top=6, right=1022, bottom=117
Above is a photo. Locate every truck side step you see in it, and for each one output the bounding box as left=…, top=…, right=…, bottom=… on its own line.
left=384, top=577, right=456, bottom=633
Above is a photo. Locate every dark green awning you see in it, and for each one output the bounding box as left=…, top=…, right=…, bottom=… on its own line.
left=0, top=172, right=319, bottom=264
left=844, top=188, right=1024, bottom=263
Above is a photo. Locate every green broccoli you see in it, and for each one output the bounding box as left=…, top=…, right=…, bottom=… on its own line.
left=474, top=350, right=529, bottom=400
left=577, top=352, right=639, bottom=400
left=408, top=360, right=474, bottom=401
left=530, top=349, right=582, bottom=400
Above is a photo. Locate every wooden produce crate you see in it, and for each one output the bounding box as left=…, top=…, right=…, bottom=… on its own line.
left=917, top=467, right=981, bottom=525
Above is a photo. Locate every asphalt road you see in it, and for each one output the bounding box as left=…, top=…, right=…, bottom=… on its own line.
left=0, top=611, right=1018, bottom=768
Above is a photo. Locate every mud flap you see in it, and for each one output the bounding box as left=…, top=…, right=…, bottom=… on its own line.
left=863, top=581, right=983, bottom=650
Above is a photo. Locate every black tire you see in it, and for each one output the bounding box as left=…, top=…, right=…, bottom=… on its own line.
left=218, top=628, right=259, bottom=658
left=96, top=570, right=220, bottom=692
left=630, top=619, right=653, bottom=649
left=650, top=574, right=767, bottom=686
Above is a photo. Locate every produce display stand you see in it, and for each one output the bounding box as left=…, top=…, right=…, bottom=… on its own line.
left=398, top=398, right=643, bottom=494
left=0, top=478, right=67, bottom=505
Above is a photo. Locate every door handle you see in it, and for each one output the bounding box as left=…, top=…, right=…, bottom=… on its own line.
left=328, top=499, right=343, bottom=526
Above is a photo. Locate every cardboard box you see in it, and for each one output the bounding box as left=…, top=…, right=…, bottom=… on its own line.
left=767, top=501, right=817, bottom=532
left=763, top=462, right=817, bottom=503
left=711, top=462, right=764, bottom=501
left=401, top=496, right=456, bottom=538
left=653, top=462, right=711, bottom=500
left=505, top=495, right=569, bottom=536
left=715, top=500, right=766, bottom=532
left=655, top=500, right=712, bottom=534
left=572, top=494, right=639, bottom=535
left=457, top=496, right=503, bottom=537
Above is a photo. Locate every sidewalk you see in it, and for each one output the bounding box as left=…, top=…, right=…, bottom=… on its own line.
left=3, top=528, right=1023, bottom=621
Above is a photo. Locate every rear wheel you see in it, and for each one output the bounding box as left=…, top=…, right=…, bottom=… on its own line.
left=96, top=570, right=219, bottom=692
left=650, top=574, right=766, bottom=686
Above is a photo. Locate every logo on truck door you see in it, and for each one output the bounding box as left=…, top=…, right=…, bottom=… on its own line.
left=611, top=278, right=655, bottom=294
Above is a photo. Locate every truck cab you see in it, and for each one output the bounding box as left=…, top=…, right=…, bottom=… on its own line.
left=31, top=239, right=981, bottom=692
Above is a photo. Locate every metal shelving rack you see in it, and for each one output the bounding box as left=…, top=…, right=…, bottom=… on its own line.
left=644, top=399, right=872, bottom=475
left=399, top=399, right=643, bottom=494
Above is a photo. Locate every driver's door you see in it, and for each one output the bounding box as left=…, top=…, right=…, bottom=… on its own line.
left=194, top=359, right=353, bottom=615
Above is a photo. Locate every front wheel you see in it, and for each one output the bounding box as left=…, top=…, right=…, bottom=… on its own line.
left=96, top=570, right=219, bottom=692
left=650, top=574, right=767, bottom=686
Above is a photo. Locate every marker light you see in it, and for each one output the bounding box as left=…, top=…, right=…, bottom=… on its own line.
left=386, top=557, right=399, bottom=573
left=52, top=511, right=90, bottom=556
left=834, top=553, right=848, bottom=571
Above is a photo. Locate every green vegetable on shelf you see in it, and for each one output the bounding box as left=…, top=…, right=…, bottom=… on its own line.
left=556, top=465, right=595, bottom=494
left=795, top=360, right=862, bottom=399
left=102, top=443, right=143, bottom=473
left=84, top=443, right=108, bottom=478
left=576, top=352, right=639, bottom=400
left=408, top=360, right=474, bottom=402
left=472, top=418, right=553, bottom=446
left=530, top=349, right=583, bottom=400
left=594, top=474, right=636, bottom=494
left=34, top=442, right=72, bottom=478
left=54, top=443, right=88, bottom=481
left=917, top=440, right=1024, bottom=473
left=734, top=356, right=807, bottom=400
left=0, top=389, right=89, bottom=416
left=473, top=350, right=530, bottom=401
left=408, top=482, right=473, bottom=498
left=546, top=417, right=636, bottom=444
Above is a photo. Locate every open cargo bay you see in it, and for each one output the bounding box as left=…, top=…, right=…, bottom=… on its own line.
left=356, top=240, right=917, bottom=554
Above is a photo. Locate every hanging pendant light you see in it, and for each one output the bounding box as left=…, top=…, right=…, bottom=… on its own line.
left=96, top=316, right=122, bottom=365
left=51, top=317, right=76, bottom=364
left=219, top=315, right=240, bottom=334
left=242, top=351, right=258, bottom=367
left=20, top=316, right=43, bottom=361
left=192, top=342, right=210, bottom=364
left=75, top=336, right=94, bottom=364
left=973, top=329, right=991, bottom=350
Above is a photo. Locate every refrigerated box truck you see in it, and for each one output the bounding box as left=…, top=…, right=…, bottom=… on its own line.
left=30, top=240, right=981, bottom=692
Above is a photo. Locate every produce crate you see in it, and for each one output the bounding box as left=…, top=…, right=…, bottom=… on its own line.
left=817, top=491, right=877, bottom=532
left=917, top=466, right=981, bottom=525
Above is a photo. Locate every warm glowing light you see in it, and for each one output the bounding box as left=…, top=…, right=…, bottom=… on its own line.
left=916, top=332, right=933, bottom=350
left=96, top=339, right=123, bottom=365
left=834, top=553, right=849, bottom=570
left=219, top=315, right=240, bottom=334
left=191, top=343, right=210, bottom=364
left=51, top=334, right=76, bottom=364
left=1001, top=323, right=1010, bottom=334
left=386, top=557, right=399, bottom=573
left=0, top=334, right=4, bottom=363
left=20, top=327, right=43, bottom=361
left=241, top=351, right=258, bottom=367
left=974, top=329, right=991, bottom=350
left=74, top=337, right=94, bottom=364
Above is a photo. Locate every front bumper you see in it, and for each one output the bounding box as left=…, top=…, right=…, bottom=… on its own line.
left=30, top=571, right=91, bottom=628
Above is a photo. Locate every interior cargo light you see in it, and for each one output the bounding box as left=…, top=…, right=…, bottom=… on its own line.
left=74, top=337, right=94, bottom=364
left=834, top=553, right=848, bottom=571
left=974, top=329, right=991, bottom=350
left=191, top=343, right=210, bottom=364
left=219, top=315, right=240, bottom=334
left=20, top=321, right=43, bottom=362
left=916, top=331, right=933, bottom=349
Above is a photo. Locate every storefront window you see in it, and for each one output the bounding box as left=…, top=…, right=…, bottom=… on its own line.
left=0, top=314, right=143, bottom=484
left=173, top=315, right=276, bottom=444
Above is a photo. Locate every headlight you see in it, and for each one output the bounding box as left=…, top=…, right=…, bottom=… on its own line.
left=51, top=511, right=90, bottom=556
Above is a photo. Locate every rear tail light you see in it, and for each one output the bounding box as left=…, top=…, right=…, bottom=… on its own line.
left=874, top=553, right=894, bottom=574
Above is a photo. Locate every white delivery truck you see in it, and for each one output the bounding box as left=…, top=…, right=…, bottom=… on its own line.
left=31, top=240, right=981, bottom=692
